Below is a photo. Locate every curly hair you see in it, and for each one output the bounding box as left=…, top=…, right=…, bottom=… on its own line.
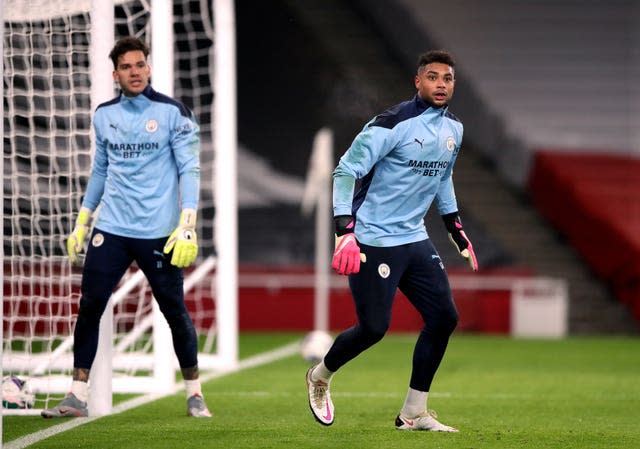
left=417, top=50, right=455, bottom=73
left=109, top=36, right=150, bottom=69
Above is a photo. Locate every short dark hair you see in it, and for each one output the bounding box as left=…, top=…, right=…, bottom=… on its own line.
left=417, top=50, right=455, bottom=73
left=109, top=36, right=150, bottom=69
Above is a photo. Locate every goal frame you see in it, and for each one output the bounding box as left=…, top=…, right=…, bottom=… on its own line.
left=1, top=0, right=238, bottom=417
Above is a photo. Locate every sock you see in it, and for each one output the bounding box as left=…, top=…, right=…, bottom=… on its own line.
left=400, top=388, right=428, bottom=418
left=311, top=360, right=334, bottom=384
left=71, top=380, right=89, bottom=403
left=185, top=379, right=202, bottom=399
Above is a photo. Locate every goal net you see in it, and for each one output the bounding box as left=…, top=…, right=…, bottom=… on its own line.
left=2, top=0, right=237, bottom=415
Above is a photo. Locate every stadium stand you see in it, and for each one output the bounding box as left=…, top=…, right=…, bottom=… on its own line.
left=530, top=151, right=640, bottom=320
left=234, top=0, right=639, bottom=333
left=384, top=0, right=639, bottom=183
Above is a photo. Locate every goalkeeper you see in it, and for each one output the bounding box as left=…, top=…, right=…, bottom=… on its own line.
left=306, top=50, right=477, bottom=432
left=42, top=36, right=211, bottom=418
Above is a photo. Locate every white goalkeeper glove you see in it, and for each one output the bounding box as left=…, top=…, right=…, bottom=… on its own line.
left=442, top=212, right=478, bottom=271
left=163, top=208, right=198, bottom=268
left=67, top=207, right=92, bottom=265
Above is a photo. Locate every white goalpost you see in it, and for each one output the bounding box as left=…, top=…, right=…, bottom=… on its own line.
left=302, top=128, right=334, bottom=333
left=2, top=0, right=238, bottom=417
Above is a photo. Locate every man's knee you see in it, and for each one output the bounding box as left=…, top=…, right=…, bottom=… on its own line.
left=442, top=307, right=459, bottom=334
left=165, top=311, right=195, bottom=336
left=423, top=305, right=458, bottom=337
left=360, top=321, right=388, bottom=344
left=77, top=296, right=107, bottom=325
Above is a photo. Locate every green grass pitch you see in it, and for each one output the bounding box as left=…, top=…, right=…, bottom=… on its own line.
left=4, top=333, right=640, bottom=448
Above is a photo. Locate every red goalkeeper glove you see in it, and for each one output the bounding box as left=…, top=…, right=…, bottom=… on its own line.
left=331, top=215, right=366, bottom=275
left=442, top=212, right=478, bottom=271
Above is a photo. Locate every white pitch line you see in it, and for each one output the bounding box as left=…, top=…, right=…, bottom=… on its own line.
left=4, top=342, right=301, bottom=449
left=192, top=391, right=509, bottom=399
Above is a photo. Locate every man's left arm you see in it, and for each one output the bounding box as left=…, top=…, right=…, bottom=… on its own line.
left=435, top=160, right=478, bottom=271
left=163, top=111, right=201, bottom=268
left=172, top=111, right=200, bottom=210
left=441, top=211, right=478, bottom=271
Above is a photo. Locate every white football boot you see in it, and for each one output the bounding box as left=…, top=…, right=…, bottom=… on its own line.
left=395, top=410, right=458, bottom=432
left=41, top=393, right=88, bottom=418
left=187, top=394, right=212, bottom=418
left=306, top=366, right=334, bottom=425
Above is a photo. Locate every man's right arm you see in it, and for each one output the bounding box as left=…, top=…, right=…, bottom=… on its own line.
left=66, top=114, right=108, bottom=265
left=82, top=112, right=109, bottom=210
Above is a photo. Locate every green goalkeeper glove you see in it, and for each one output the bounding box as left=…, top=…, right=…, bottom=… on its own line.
left=163, top=208, right=198, bottom=268
left=67, top=207, right=92, bottom=265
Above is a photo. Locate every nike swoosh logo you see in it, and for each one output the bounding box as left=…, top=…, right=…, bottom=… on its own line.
left=323, top=402, right=332, bottom=421
left=405, top=418, right=414, bottom=426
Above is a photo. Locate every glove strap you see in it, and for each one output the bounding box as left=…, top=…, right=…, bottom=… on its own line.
left=441, top=211, right=461, bottom=234
left=334, top=215, right=355, bottom=236
left=76, top=207, right=92, bottom=226
left=180, top=208, right=197, bottom=228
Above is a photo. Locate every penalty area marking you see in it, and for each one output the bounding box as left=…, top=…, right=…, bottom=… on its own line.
left=3, top=341, right=302, bottom=449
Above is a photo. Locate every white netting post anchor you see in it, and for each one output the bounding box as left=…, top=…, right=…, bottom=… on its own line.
left=153, top=301, right=176, bottom=393
left=511, top=278, right=569, bottom=338
left=89, top=301, right=114, bottom=417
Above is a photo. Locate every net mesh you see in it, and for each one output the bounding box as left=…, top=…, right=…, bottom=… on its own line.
left=3, top=0, right=219, bottom=411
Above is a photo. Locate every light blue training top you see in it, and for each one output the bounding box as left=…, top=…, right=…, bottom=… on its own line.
left=82, top=85, right=200, bottom=238
left=333, top=95, right=463, bottom=247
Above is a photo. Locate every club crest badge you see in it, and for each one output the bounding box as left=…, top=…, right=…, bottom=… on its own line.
left=446, top=136, right=456, bottom=152
left=92, top=233, right=104, bottom=247
left=378, top=263, right=390, bottom=279
left=145, top=119, right=158, bottom=133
